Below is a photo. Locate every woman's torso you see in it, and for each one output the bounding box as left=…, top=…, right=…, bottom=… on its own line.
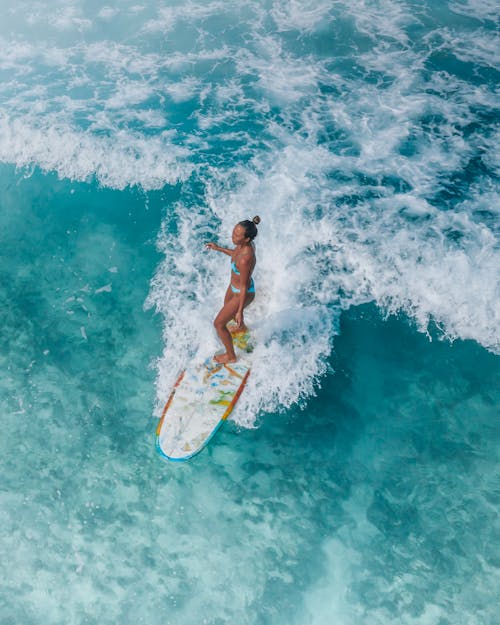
left=230, top=246, right=256, bottom=291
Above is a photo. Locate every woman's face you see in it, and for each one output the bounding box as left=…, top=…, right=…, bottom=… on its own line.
left=232, top=224, right=248, bottom=245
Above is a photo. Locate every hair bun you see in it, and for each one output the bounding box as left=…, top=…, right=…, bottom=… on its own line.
left=252, top=215, right=261, bottom=225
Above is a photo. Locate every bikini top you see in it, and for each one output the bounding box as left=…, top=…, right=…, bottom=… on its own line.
left=231, top=251, right=253, bottom=276
left=231, top=260, right=240, bottom=275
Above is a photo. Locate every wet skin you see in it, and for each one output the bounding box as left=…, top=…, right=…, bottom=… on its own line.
left=206, top=224, right=256, bottom=363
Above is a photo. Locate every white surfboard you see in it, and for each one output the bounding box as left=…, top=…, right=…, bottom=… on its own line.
left=156, top=325, right=252, bottom=461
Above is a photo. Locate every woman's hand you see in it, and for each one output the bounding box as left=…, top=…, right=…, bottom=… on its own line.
left=206, top=242, right=219, bottom=251
left=234, top=310, right=244, bottom=328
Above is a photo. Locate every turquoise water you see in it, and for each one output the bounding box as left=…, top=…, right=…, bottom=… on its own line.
left=1, top=1, right=499, bottom=623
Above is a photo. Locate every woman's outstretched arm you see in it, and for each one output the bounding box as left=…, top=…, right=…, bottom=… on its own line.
left=206, top=242, right=233, bottom=256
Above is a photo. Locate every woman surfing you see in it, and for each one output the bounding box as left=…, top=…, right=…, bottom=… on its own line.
left=206, top=216, right=260, bottom=363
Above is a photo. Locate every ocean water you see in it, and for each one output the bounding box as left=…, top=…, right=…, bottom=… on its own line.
left=0, top=1, right=499, bottom=624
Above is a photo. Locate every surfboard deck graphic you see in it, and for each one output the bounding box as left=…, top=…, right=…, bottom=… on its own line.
left=156, top=324, right=252, bottom=461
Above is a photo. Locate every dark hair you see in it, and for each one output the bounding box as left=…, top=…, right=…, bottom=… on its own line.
left=239, top=215, right=261, bottom=241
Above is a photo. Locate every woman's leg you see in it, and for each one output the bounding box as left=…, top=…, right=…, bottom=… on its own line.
left=214, top=291, right=254, bottom=363
left=223, top=285, right=233, bottom=306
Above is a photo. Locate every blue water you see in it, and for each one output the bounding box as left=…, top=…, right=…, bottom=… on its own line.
left=1, top=1, right=499, bottom=623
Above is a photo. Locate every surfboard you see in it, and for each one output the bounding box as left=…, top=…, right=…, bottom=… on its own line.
left=156, top=324, right=253, bottom=462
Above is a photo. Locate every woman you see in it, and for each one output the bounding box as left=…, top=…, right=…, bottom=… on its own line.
left=206, top=216, right=260, bottom=363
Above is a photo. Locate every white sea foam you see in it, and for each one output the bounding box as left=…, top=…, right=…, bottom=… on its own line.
left=235, top=36, right=325, bottom=104
left=425, top=27, right=500, bottom=69
left=98, top=7, right=119, bottom=20
left=0, top=39, right=81, bottom=81
left=270, top=0, right=333, bottom=33
left=0, top=114, right=193, bottom=189
left=105, top=81, right=154, bottom=109
left=344, top=0, right=417, bottom=46
left=49, top=9, right=92, bottom=32
left=448, top=0, right=500, bottom=23
left=142, top=1, right=231, bottom=33
left=165, top=76, right=202, bottom=103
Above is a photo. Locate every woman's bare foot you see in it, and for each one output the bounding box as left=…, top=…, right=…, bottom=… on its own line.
left=214, top=352, right=237, bottom=364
